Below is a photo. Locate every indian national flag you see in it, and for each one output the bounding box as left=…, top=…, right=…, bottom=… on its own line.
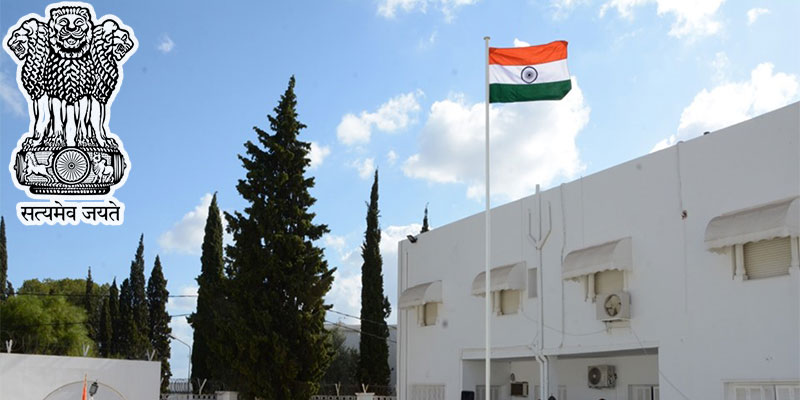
left=489, top=40, right=572, bottom=103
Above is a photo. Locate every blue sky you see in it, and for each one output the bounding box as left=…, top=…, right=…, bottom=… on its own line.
left=2, top=0, right=798, bottom=381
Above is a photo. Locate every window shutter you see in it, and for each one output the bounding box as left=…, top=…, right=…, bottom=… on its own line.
left=744, top=237, right=792, bottom=279
left=776, top=385, right=800, bottom=400
left=423, top=303, right=438, bottom=326
left=500, top=290, right=520, bottom=315
left=595, top=270, right=624, bottom=294
left=476, top=385, right=500, bottom=400
left=411, top=384, right=445, bottom=400
left=528, top=268, right=538, bottom=298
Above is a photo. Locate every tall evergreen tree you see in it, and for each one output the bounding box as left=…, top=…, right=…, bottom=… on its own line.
left=189, top=193, right=225, bottom=391
left=84, top=267, right=96, bottom=342
left=420, top=204, right=430, bottom=233
left=109, top=278, right=121, bottom=356
left=224, top=76, right=335, bottom=399
left=118, top=278, right=135, bottom=358
left=0, top=216, right=8, bottom=301
left=98, top=295, right=112, bottom=357
left=129, top=235, right=150, bottom=358
left=358, top=170, right=392, bottom=392
left=147, top=255, right=171, bottom=392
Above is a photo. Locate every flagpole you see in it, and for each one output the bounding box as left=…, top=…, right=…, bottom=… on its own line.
left=483, top=35, right=491, bottom=400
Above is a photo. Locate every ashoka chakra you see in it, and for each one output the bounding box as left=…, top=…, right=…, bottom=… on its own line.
left=53, top=148, right=90, bottom=184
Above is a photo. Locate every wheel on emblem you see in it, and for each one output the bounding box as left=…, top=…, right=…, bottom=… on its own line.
left=53, top=148, right=90, bottom=184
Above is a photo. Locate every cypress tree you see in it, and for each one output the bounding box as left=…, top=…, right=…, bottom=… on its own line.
left=129, top=235, right=150, bottom=358
left=358, top=170, right=392, bottom=392
left=118, top=278, right=135, bottom=358
left=225, top=76, right=335, bottom=399
left=420, top=204, right=430, bottom=233
left=84, top=267, right=96, bottom=341
left=147, top=255, right=171, bottom=392
left=109, top=278, right=120, bottom=356
left=0, top=216, right=7, bottom=301
left=98, top=295, right=112, bottom=357
left=189, top=193, right=225, bottom=390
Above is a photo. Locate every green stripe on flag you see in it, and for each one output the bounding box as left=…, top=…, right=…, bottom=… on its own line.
left=489, top=80, right=572, bottom=103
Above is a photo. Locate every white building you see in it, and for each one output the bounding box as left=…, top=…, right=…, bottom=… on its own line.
left=0, top=353, right=160, bottom=399
left=396, top=103, right=800, bottom=400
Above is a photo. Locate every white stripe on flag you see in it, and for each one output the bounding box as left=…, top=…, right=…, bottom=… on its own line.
left=489, top=59, right=569, bottom=85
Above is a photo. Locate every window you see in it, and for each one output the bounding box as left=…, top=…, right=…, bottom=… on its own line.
left=423, top=302, right=437, bottom=326
left=629, top=385, right=659, bottom=400
left=528, top=268, right=538, bottom=298
left=499, top=289, right=520, bottom=315
left=411, top=384, right=445, bottom=400
left=595, top=270, right=624, bottom=295
left=727, top=382, right=800, bottom=400
left=475, top=385, right=500, bottom=400
left=743, top=237, right=792, bottom=279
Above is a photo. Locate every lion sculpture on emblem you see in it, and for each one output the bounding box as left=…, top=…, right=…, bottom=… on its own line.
left=4, top=3, right=135, bottom=196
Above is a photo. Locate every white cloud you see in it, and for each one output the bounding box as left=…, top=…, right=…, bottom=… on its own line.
left=599, top=0, right=726, bottom=38
left=323, top=234, right=347, bottom=253
left=158, top=193, right=231, bottom=255
left=747, top=8, right=769, bottom=25
left=0, top=70, right=26, bottom=116
left=324, top=223, right=421, bottom=325
left=351, top=158, right=376, bottom=179
left=652, top=63, right=799, bottom=152
left=157, top=35, right=175, bottom=53
left=377, top=0, right=478, bottom=22
left=513, top=38, right=531, bottom=47
left=551, top=0, right=590, bottom=19
left=387, top=150, right=398, bottom=165
left=380, top=223, right=423, bottom=256
left=711, top=51, right=730, bottom=83
left=403, top=79, right=590, bottom=201
left=337, top=91, right=423, bottom=146
left=308, top=142, right=331, bottom=170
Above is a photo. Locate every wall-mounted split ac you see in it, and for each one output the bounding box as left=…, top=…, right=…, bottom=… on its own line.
left=596, top=291, right=630, bottom=321
left=588, top=365, right=617, bottom=388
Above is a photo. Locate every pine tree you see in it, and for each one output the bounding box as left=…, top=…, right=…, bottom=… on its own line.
left=224, top=76, right=335, bottom=399
left=0, top=216, right=8, bottom=301
left=118, top=278, right=135, bottom=358
left=358, top=170, right=392, bottom=392
left=147, top=256, right=171, bottom=392
left=109, top=278, right=121, bottom=356
left=98, top=295, right=112, bottom=357
left=129, top=235, right=150, bottom=359
left=420, top=204, right=430, bottom=233
left=189, top=193, right=225, bottom=391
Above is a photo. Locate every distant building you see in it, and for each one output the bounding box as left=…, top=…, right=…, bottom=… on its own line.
left=397, top=103, right=800, bottom=400
left=326, top=322, right=398, bottom=386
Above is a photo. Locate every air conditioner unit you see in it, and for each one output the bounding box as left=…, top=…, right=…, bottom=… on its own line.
left=596, top=291, right=630, bottom=321
left=510, top=382, right=528, bottom=397
left=588, top=365, right=617, bottom=389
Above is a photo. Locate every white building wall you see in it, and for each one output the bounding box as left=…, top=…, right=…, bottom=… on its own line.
left=398, top=103, right=800, bottom=400
left=0, top=353, right=160, bottom=400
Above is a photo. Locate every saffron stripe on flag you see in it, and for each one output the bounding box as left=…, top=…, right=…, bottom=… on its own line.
left=489, top=80, right=572, bottom=103
left=489, top=41, right=568, bottom=66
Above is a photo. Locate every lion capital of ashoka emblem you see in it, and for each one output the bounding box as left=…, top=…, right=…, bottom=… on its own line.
left=4, top=2, right=136, bottom=225
left=4, top=2, right=136, bottom=198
